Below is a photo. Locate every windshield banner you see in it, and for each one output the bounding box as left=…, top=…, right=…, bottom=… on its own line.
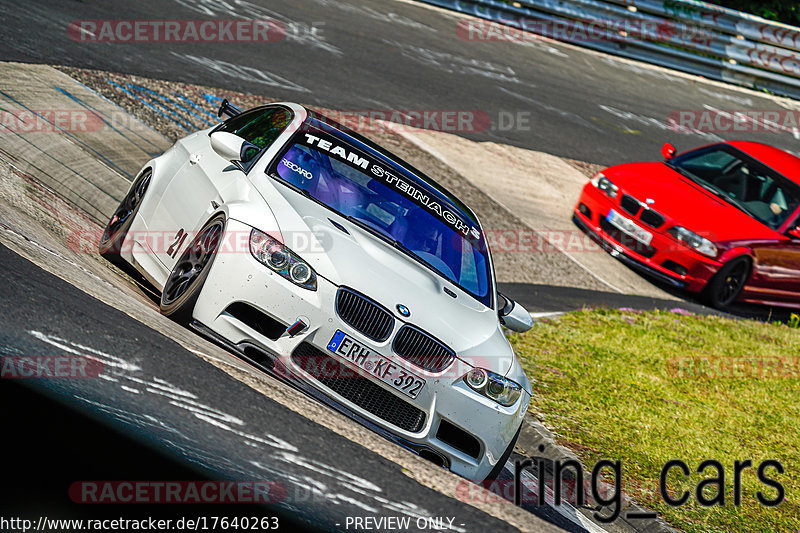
left=296, top=127, right=482, bottom=245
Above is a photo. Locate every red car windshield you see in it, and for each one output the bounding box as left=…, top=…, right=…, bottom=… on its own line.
left=668, top=145, right=800, bottom=230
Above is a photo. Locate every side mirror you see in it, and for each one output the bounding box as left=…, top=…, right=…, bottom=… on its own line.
left=498, top=292, right=533, bottom=333
left=210, top=131, right=259, bottom=165
left=661, top=142, right=676, bottom=159
left=210, top=131, right=246, bottom=162
left=787, top=225, right=800, bottom=240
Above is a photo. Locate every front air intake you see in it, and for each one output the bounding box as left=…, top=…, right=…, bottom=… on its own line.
left=291, top=342, right=426, bottom=432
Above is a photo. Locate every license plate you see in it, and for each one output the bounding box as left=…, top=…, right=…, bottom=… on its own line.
left=327, top=330, right=425, bottom=399
left=606, top=209, right=653, bottom=246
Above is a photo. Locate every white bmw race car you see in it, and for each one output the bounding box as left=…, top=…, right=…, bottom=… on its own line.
left=99, top=101, right=535, bottom=481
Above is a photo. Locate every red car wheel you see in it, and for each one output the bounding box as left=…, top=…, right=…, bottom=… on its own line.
left=704, top=256, right=752, bottom=309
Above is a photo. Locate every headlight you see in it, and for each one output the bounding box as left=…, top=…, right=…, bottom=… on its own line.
left=667, top=226, right=717, bottom=258
left=466, top=368, right=488, bottom=389
left=290, top=262, right=312, bottom=284
left=250, top=229, right=317, bottom=290
left=590, top=172, right=618, bottom=198
left=463, top=368, right=522, bottom=407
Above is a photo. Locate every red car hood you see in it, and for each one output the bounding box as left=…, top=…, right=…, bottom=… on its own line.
left=605, top=162, right=778, bottom=243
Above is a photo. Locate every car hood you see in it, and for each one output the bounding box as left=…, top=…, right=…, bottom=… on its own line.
left=250, top=178, right=515, bottom=376
left=605, top=162, right=778, bottom=242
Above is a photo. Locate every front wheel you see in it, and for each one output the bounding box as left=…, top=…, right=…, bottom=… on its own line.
left=160, top=214, right=226, bottom=324
left=703, top=256, right=751, bottom=310
left=99, top=169, right=151, bottom=265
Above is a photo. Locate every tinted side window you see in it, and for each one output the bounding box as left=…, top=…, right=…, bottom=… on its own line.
left=218, top=106, right=293, bottom=150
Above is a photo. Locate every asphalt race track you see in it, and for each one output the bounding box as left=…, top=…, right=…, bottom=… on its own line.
left=1, top=0, right=799, bottom=165
left=0, top=243, right=531, bottom=532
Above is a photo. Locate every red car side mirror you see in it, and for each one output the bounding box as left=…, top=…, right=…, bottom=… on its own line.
left=661, top=143, right=676, bottom=159
left=787, top=226, right=800, bottom=240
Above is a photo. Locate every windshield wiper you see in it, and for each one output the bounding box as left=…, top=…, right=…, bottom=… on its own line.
left=714, top=192, right=757, bottom=218
left=344, top=215, right=451, bottom=282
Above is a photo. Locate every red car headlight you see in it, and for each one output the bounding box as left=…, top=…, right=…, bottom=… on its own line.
left=667, top=226, right=718, bottom=258
left=590, top=172, right=618, bottom=198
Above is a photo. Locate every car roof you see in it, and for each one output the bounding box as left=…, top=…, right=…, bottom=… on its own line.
left=302, top=107, right=480, bottom=224
left=726, top=141, right=800, bottom=185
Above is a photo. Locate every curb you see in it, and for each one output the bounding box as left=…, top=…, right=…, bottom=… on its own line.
left=515, top=414, right=680, bottom=533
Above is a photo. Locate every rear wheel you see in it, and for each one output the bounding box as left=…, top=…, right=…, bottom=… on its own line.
left=703, top=256, right=751, bottom=309
left=99, top=170, right=151, bottom=265
left=160, top=215, right=226, bottom=324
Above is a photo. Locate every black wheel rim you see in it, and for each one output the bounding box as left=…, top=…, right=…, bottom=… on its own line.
left=162, top=221, right=223, bottom=305
left=717, top=261, right=748, bottom=306
left=101, top=172, right=151, bottom=246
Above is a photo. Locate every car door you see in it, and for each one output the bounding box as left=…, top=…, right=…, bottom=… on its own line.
left=750, top=211, right=800, bottom=304
left=151, top=105, right=294, bottom=270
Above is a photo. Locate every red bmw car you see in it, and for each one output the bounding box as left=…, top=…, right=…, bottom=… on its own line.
left=573, top=141, right=800, bottom=310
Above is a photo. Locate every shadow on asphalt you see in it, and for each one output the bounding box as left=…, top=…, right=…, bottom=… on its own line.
left=0, top=380, right=314, bottom=530
left=498, top=282, right=796, bottom=323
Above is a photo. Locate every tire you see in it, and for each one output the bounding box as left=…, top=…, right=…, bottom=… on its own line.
left=703, top=255, right=751, bottom=310
left=484, top=423, right=523, bottom=482
left=99, top=169, right=152, bottom=265
left=159, top=214, right=226, bottom=324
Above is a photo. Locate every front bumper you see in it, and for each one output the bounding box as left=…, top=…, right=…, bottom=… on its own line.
left=190, top=219, right=527, bottom=481
left=573, top=183, right=722, bottom=293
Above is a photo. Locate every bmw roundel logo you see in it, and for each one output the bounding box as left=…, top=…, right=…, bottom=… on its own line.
left=396, top=304, right=411, bottom=317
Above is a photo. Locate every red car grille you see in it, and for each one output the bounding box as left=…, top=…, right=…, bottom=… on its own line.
left=619, top=194, right=666, bottom=229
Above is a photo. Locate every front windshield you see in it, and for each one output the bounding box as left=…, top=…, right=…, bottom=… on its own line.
left=269, top=125, right=492, bottom=306
left=669, top=145, right=800, bottom=230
